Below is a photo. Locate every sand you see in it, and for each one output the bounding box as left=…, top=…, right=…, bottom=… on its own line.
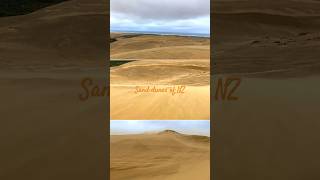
left=212, top=0, right=320, bottom=77
left=110, top=33, right=210, bottom=120
left=110, top=59, right=210, bottom=120
left=110, top=130, right=210, bottom=180
left=213, top=76, right=320, bottom=180
left=0, top=0, right=108, bottom=179
left=212, top=0, right=320, bottom=179
left=111, top=34, right=210, bottom=60
left=3, top=0, right=320, bottom=179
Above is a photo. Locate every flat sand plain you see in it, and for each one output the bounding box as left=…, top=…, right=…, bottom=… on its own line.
left=110, top=130, right=210, bottom=180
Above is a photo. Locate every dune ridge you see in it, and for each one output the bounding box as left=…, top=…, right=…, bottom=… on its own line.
left=213, top=0, right=320, bottom=16
left=111, top=130, right=210, bottom=180
left=110, top=33, right=210, bottom=59
left=212, top=0, right=320, bottom=77
left=213, top=10, right=320, bottom=77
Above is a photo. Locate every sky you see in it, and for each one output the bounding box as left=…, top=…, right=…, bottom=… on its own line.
left=110, top=0, right=210, bottom=35
left=110, top=120, right=210, bottom=136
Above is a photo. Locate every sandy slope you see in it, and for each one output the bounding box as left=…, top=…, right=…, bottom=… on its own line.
left=213, top=0, right=320, bottom=179
left=110, top=60, right=210, bottom=120
left=111, top=34, right=210, bottom=59
left=0, top=0, right=107, bottom=69
left=212, top=0, right=320, bottom=77
left=0, top=0, right=108, bottom=179
left=213, top=76, right=320, bottom=180
left=110, top=33, right=210, bottom=120
left=110, top=130, right=210, bottom=180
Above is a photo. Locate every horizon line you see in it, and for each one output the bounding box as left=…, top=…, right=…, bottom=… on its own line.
left=110, top=30, right=210, bottom=38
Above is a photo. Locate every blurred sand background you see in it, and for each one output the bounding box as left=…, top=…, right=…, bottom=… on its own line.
left=110, top=130, right=210, bottom=180
left=110, top=34, right=210, bottom=119
left=0, top=0, right=108, bottom=179
left=213, top=0, right=320, bottom=179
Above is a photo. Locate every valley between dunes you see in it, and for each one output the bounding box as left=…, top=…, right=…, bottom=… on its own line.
left=110, top=130, right=210, bottom=180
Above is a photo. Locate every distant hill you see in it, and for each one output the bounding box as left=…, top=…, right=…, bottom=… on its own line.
left=0, top=0, right=68, bottom=17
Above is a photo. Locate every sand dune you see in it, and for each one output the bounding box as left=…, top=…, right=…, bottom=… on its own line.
left=213, top=0, right=320, bottom=179
left=110, top=33, right=210, bottom=120
left=110, top=60, right=210, bottom=120
left=111, top=45, right=210, bottom=60
left=110, top=130, right=210, bottom=180
left=0, top=0, right=107, bottom=69
left=111, top=60, right=209, bottom=85
left=0, top=0, right=108, bottom=179
left=212, top=0, right=320, bottom=77
left=213, top=76, right=320, bottom=180
left=110, top=33, right=210, bottom=59
left=213, top=0, right=320, bottom=16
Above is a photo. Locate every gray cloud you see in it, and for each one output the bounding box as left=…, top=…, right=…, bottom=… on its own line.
left=111, top=0, right=210, bottom=21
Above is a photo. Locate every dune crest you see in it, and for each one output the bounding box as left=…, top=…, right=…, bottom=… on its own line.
left=157, top=129, right=181, bottom=135
left=110, top=33, right=210, bottom=59
left=111, top=130, right=210, bottom=180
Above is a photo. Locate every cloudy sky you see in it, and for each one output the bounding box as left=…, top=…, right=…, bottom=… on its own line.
left=110, top=0, right=210, bottom=35
left=110, top=120, right=210, bottom=136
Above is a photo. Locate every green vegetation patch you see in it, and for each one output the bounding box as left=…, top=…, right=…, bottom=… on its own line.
left=110, top=60, right=135, bottom=67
